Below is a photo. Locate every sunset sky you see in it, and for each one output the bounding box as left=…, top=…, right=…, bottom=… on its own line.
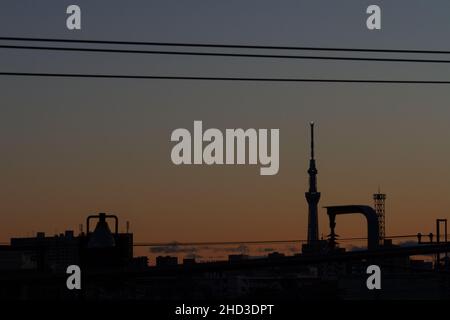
left=1, top=1, right=450, bottom=247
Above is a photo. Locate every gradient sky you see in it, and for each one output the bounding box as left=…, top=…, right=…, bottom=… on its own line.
left=1, top=1, right=450, bottom=246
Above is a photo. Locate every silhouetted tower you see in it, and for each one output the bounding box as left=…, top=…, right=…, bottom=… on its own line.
left=373, top=188, right=386, bottom=242
left=305, top=122, right=320, bottom=244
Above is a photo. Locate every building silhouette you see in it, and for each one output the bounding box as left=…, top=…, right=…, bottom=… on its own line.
left=0, top=213, right=146, bottom=272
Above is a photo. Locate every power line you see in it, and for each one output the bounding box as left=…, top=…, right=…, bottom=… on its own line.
left=0, top=234, right=421, bottom=247
left=3, top=44, right=450, bottom=64
left=0, top=234, right=422, bottom=247
left=0, top=233, right=431, bottom=249
left=136, top=239, right=305, bottom=247
left=2, top=36, right=450, bottom=55
left=135, top=234, right=420, bottom=247
left=2, top=72, right=450, bottom=84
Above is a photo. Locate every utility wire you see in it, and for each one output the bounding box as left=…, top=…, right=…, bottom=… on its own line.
left=0, top=234, right=430, bottom=247
left=3, top=44, right=450, bottom=64
left=0, top=235, right=419, bottom=247
left=136, top=234, right=421, bottom=247
left=2, top=36, right=450, bottom=55
left=2, top=72, right=450, bottom=84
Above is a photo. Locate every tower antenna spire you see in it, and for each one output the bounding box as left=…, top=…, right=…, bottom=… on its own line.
left=310, top=121, right=315, bottom=159
left=305, top=121, right=321, bottom=246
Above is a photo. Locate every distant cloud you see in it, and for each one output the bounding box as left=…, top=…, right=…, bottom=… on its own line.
left=285, top=245, right=299, bottom=253
left=258, top=247, right=275, bottom=253
left=211, top=244, right=249, bottom=254
left=349, top=240, right=420, bottom=252
left=184, top=253, right=202, bottom=259
left=149, top=243, right=197, bottom=254
left=398, top=240, right=418, bottom=247
left=349, top=245, right=366, bottom=252
left=149, top=243, right=249, bottom=255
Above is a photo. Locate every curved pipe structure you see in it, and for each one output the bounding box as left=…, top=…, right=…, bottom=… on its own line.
left=325, top=205, right=380, bottom=250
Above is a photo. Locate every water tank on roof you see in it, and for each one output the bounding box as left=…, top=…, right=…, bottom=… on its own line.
left=87, top=213, right=118, bottom=248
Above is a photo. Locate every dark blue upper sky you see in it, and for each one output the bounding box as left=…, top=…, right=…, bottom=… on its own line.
left=1, top=1, right=450, bottom=244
